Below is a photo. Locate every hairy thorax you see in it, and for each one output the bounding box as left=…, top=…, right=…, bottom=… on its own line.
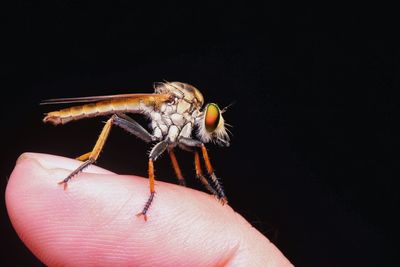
left=150, top=82, right=204, bottom=143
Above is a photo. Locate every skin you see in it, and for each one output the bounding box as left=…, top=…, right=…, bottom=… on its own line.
left=5, top=153, right=293, bottom=266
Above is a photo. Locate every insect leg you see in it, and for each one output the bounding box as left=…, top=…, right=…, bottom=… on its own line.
left=137, top=140, right=168, bottom=221
left=58, top=115, right=114, bottom=189
left=179, top=142, right=217, bottom=194
left=179, top=137, right=202, bottom=147
left=200, top=144, right=228, bottom=204
left=75, top=152, right=91, bottom=161
left=112, top=114, right=155, bottom=143
left=179, top=137, right=226, bottom=203
left=74, top=114, right=152, bottom=162
left=194, top=151, right=218, bottom=196
left=168, top=147, right=186, bottom=186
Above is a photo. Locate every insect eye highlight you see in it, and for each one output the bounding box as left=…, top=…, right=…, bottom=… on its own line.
left=205, top=103, right=220, bottom=132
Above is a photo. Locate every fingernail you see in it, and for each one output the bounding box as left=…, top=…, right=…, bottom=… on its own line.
left=15, top=153, right=48, bottom=171
left=16, top=153, right=35, bottom=165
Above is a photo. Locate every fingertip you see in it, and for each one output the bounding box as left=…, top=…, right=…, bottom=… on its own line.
left=6, top=153, right=293, bottom=266
left=16, top=152, right=114, bottom=174
left=7, top=153, right=144, bottom=266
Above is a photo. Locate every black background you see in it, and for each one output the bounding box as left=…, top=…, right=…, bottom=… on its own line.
left=1, top=2, right=397, bottom=266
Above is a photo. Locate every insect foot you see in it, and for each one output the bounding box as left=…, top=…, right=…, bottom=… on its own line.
left=218, top=196, right=228, bottom=206
left=136, top=212, right=148, bottom=222
left=57, top=180, right=69, bottom=190
left=136, top=191, right=155, bottom=221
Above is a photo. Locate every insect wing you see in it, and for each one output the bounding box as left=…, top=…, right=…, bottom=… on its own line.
left=40, top=93, right=170, bottom=105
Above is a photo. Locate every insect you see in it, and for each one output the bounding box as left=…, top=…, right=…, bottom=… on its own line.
left=41, top=81, right=231, bottom=220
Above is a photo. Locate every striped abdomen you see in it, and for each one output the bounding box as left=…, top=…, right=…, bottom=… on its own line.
left=43, top=95, right=169, bottom=125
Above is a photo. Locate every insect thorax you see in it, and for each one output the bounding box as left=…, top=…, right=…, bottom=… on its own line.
left=149, top=82, right=204, bottom=142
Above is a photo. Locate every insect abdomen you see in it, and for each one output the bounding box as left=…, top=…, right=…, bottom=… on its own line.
left=43, top=98, right=142, bottom=125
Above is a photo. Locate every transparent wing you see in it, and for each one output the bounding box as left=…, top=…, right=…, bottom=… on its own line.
left=40, top=93, right=163, bottom=105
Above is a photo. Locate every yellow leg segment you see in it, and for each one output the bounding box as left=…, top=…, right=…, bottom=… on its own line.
left=169, top=148, right=186, bottom=186
left=137, top=159, right=156, bottom=221
left=194, top=151, right=218, bottom=196
left=76, top=152, right=91, bottom=161
left=58, top=117, right=113, bottom=189
left=89, top=118, right=113, bottom=161
left=201, top=144, right=214, bottom=173
left=149, top=159, right=155, bottom=193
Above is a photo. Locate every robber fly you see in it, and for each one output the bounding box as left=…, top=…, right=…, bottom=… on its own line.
left=41, top=81, right=231, bottom=220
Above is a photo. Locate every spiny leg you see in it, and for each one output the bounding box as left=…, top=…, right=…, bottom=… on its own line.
left=136, top=159, right=155, bottom=222
left=58, top=116, right=114, bottom=189
left=75, top=115, right=155, bottom=157
left=113, top=113, right=160, bottom=220
left=137, top=140, right=168, bottom=221
left=200, top=144, right=228, bottom=204
left=194, top=151, right=218, bottom=196
left=75, top=115, right=153, bottom=162
left=63, top=114, right=155, bottom=189
left=168, top=147, right=186, bottom=186
left=179, top=137, right=226, bottom=201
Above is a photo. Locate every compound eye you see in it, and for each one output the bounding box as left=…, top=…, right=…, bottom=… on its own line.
left=205, top=103, right=220, bottom=132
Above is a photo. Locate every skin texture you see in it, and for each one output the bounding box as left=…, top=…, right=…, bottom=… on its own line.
left=5, top=153, right=293, bottom=267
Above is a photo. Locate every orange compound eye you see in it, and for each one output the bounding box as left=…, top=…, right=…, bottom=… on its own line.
left=205, top=103, right=220, bottom=132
